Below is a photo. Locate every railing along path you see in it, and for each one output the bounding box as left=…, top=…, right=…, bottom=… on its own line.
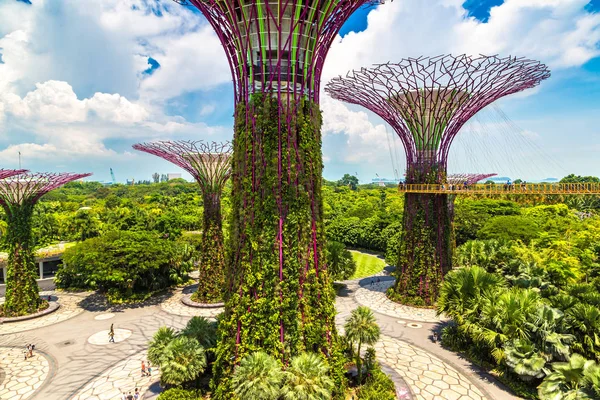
left=397, top=183, right=600, bottom=195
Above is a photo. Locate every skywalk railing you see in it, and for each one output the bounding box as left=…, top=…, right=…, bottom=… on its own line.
left=397, top=183, right=600, bottom=195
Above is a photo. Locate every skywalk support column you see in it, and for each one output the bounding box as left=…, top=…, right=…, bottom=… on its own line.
left=174, top=0, right=379, bottom=395
left=326, top=55, right=550, bottom=306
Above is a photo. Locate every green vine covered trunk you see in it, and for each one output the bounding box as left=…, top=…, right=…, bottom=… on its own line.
left=197, top=192, right=226, bottom=303
left=212, top=94, right=342, bottom=398
left=392, top=192, right=452, bottom=307
left=2, top=203, right=41, bottom=316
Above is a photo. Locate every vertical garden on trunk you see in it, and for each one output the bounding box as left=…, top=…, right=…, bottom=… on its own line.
left=133, top=141, right=232, bottom=304
left=325, top=55, right=551, bottom=306
left=212, top=94, right=343, bottom=397
left=0, top=172, right=91, bottom=317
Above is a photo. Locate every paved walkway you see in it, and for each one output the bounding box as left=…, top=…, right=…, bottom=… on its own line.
left=0, top=346, right=51, bottom=400
left=0, top=262, right=520, bottom=400
left=0, top=291, right=91, bottom=334
left=160, top=286, right=223, bottom=319
left=71, top=351, right=158, bottom=400
left=354, top=279, right=445, bottom=323
left=337, top=276, right=520, bottom=400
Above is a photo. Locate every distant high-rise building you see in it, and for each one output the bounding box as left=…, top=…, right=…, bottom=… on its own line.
left=167, top=173, right=182, bottom=181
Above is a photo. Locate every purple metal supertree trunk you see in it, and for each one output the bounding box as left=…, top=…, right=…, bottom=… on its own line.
left=0, top=172, right=92, bottom=316
left=172, top=0, right=380, bottom=392
left=133, top=141, right=232, bottom=303
left=176, top=0, right=379, bottom=104
left=326, top=55, right=550, bottom=305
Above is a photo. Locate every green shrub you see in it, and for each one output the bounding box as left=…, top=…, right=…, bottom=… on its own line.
left=56, top=230, right=191, bottom=302
left=355, top=365, right=396, bottom=400
left=478, top=215, right=540, bottom=244
left=157, top=388, right=203, bottom=400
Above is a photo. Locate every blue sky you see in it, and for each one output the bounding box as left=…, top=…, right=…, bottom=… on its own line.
left=0, top=0, right=599, bottom=183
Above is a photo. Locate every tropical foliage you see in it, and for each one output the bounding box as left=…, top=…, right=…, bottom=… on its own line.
left=231, top=351, right=334, bottom=400
left=56, top=230, right=192, bottom=302
left=344, top=306, right=381, bottom=384
left=438, top=202, right=600, bottom=399
left=149, top=317, right=217, bottom=389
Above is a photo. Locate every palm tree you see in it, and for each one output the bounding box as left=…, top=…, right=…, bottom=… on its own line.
left=481, top=288, right=541, bottom=341
left=538, top=354, right=598, bottom=400
left=344, top=306, right=381, bottom=383
left=160, top=336, right=207, bottom=386
left=436, top=266, right=506, bottom=325
left=232, top=352, right=283, bottom=400
left=281, top=353, right=334, bottom=400
left=181, top=316, right=218, bottom=349
left=148, top=326, right=176, bottom=365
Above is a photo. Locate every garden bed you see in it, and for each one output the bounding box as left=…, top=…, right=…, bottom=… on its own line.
left=182, top=294, right=224, bottom=309
left=0, top=300, right=59, bottom=323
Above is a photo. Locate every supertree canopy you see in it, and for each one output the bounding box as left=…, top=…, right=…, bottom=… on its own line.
left=176, top=0, right=379, bottom=103
left=446, top=173, right=497, bottom=186
left=133, top=141, right=232, bottom=303
left=0, top=172, right=91, bottom=317
left=326, top=55, right=550, bottom=306
left=173, top=0, right=380, bottom=394
left=0, top=169, right=27, bottom=180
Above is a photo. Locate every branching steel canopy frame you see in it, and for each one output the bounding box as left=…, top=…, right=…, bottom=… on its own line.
left=326, top=55, right=550, bottom=182
left=177, top=0, right=380, bottom=104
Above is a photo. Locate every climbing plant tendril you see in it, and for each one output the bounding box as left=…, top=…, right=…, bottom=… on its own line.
left=0, top=172, right=91, bottom=317
left=133, top=141, right=232, bottom=303
left=326, top=55, right=550, bottom=306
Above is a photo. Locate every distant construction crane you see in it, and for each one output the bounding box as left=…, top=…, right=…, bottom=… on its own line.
left=110, top=168, right=116, bottom=185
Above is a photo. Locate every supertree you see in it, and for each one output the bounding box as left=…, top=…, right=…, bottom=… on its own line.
left=326, top=55, right=550, bottom=306
left=172, top=0, right=381, bottom=393
left=446, top=173, right=497, bottom=186
left=133, top=141, right=232, bottom=303
left=0, top=172, right=91, bottom=317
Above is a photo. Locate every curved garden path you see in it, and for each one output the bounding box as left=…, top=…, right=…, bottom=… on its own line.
left=0, top=290, right=92, bottom=334
left=0, top=257, right=520, bottom=400
left=0, top=346, right=52, bottom=400
left=336, top=252, right=521, bottom=400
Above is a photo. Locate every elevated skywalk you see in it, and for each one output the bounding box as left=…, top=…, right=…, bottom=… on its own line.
left=398, top=183, right=600, bottom=195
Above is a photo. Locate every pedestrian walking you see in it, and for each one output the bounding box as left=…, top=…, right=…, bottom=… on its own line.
left=141, top=361, right=146, bottom=377
left=121, top=391, right=127, bottom=400
left=29, top=344, right=35, bottom=358
left=432, top=332, right=439, bottom=343
left=134, top=388, right=140, bottom=399
left=109, top=323, right=115, bottom=343
left=147, top=361, right=152, bottom=377
left=126, top=392, right=133, bottom=400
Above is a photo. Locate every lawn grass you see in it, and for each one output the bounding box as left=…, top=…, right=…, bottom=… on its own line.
left=349, top=250, right=386, bottom=280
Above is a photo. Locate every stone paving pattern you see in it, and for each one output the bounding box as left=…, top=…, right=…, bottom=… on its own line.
left=0, top=291, right=91, bottom=335
left=375, top=335, right=484, bottom=400
left=336, top=282, right=487, bottom=400
left=0, top=257, right=521, bottom=400
left=160, top=288, right=223, bottom=319
left=0, top=346, right=50, bottom=400
left=71, top=351, right=157, bottom=400
left=354, top=280, right=446, bottom=323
